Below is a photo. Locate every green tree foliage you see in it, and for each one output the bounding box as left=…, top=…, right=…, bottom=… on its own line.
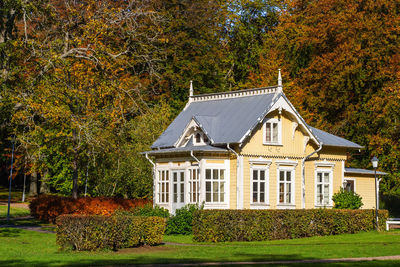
left=332, top=188, right=363, bottom=209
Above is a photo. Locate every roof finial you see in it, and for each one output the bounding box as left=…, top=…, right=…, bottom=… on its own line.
left=277, top=69, right=283, bottom=93
left=189, top=80, right=193, bottom=97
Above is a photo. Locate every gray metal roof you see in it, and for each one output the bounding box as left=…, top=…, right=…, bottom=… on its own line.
left=345, top=168, right=387, bottom=175
left=151, top=89, right=362, bottom=150
left=309, top=127, right=363, bottom=149
left=152, top=93, right=276, bottom=148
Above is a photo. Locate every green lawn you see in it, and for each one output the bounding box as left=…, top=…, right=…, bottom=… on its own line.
left=1, top=228, right=400, bottom=266
left=0, top=185, right=25, bottom=202
left=0, top=205, right=30, bottom=219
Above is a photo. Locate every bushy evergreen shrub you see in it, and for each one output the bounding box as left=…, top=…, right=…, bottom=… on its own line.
left=193, top=209, right=388, bottom=242
left=166, top=204, right=203, bottom=235
left=332, top=188, right=363, bottom=209
left=129, top=203, right=170, bottom=218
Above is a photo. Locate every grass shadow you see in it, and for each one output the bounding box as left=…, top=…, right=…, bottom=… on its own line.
left=0, top=228, right=23, bottom=237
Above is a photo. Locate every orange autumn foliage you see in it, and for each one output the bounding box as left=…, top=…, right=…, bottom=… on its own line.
left=29, top=195, right=151, bottom=223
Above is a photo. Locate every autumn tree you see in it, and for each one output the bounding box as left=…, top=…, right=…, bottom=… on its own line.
left=258, top=0, right=400, bottom=198
left=12, top=0, right=165, bottom=198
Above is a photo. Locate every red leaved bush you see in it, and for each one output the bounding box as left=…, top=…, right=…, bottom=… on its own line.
left=29, top=195, right=151, bottom=223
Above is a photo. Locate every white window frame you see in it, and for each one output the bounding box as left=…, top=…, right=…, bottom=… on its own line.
left=157, top=169, right=170, bottom=204
left=188, top=167, right=200, bottom=204
left=263, top=118, right=282, bottom=145
left=315, top=169, right=333, bottom=207
left=250, top=158, right=271, bottom=209
left=276, top=166, right=296, bottom=208
left=343, top=178, right=356, bottom=193
left=205, top=167, right=226, bottom=204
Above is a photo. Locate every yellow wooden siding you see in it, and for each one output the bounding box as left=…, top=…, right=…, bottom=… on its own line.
left=206, top=159, right=225, bottom=164
left=241, top=112, right=312, bottom=157
left=304, top=161, right=314, bottom=208
left=319, top=147, right=347, bottom=160
left=344, top=174, right=376, bottom=209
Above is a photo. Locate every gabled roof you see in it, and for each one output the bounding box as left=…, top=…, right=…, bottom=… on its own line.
left=151, top=85, right=362, bottom=150
left=152, top=87, right=277, bottom=148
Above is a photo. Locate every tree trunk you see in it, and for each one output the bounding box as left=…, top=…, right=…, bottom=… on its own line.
left=72, top=144, right=79, bottom=199
left=28, top=172, right=38, bottom=197
left=40, top=170, right=50, bottom=194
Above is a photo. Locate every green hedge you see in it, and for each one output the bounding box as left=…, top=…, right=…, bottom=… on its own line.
left=193, top=209, right=388, bottom=242
left=56, top=214, right=166, bottom=251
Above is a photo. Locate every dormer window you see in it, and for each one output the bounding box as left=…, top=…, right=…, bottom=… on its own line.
left=195, top=133, right=201, bottom=144
left=193, top=131, right=209, bottom=146
left=263, top=118, right=281, bottom=145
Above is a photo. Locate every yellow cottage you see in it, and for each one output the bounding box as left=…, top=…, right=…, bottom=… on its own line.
left=144, top=71, right=386, bottom=213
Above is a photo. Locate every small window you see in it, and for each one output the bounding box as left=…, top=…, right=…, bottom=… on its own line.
left=203, top=135, right=209, bottom=143
left=195, top=133, right=201, bottom=144
left=344, top=180, right=355, bottom=192
left=278, top=169, right=294, bottom=204
left=264, top=119, right=280, bottom=144
left=316, top=171, right=332, bottom=206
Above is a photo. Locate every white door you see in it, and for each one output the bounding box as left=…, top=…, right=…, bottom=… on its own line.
left=172, top=170, right=185, bottom=211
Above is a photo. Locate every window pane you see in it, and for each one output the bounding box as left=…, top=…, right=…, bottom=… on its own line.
left=260, top=170, right=265, bottom=180
left=317, top=184, right=322, bottom=194
left=180, top=172, right=184, bottom=182
left=213, top=182, right=218, bottom=194
left=253, top=170, right=258, bottom=180
left=220, top=169, right=225, bottom=180
left=253, top=182, right=258, bottom=193
left=213, top=193, right=218, bottom=202
left=280, top=171, right=285, bottom=181
left=253, top=193, right=258, bottom=203
left=317, top=173, right=322, bottom=183
left=260, top=192, right=265, bottom=203
left=206, top=169, right=211, bottom=180
left=180, top=183, right=185, bottom=203
left=220, top=182, right=224, bottom=194
left=279, top=192, right=284, bottom=203
left=324, top=173, right=329, bottom=183
left=206, top=192, right=211, bottom=202
left=324, top=184, right=329, bottom=195
left=166, top=171, right=169, bottom=181
left=279, top=183, right=284, bottom=195
left=206, top=181, right=211, bottom=192
left=260, top=182, right=265, bottom=193
left=220, top=192, right=224, bottom=202
left=213, top=169, right=218, bottom=180
left=265, top=123, right=271, bottom=142
left=287, top=171, right=291, bottom=181
left=273, top=123, right=278, bottom=142
left=286, top=192, right=291, bottom=203
left=173, top=172, right=177, bottom=182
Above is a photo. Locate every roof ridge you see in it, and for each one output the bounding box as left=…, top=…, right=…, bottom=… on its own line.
left=191, top=85, right=278, bottom=102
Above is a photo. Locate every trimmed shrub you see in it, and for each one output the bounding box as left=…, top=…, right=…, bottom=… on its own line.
left=166, top=204, right=202, bottom=235
left=193, top=209, right=388, bottom=242
left=129, top=203, right=170, bottom=218
left=332, top=188, right=363, bottom=209
left=30, top=195, right=151, bottom=223
left=56, top=214, right=166, bottom=251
